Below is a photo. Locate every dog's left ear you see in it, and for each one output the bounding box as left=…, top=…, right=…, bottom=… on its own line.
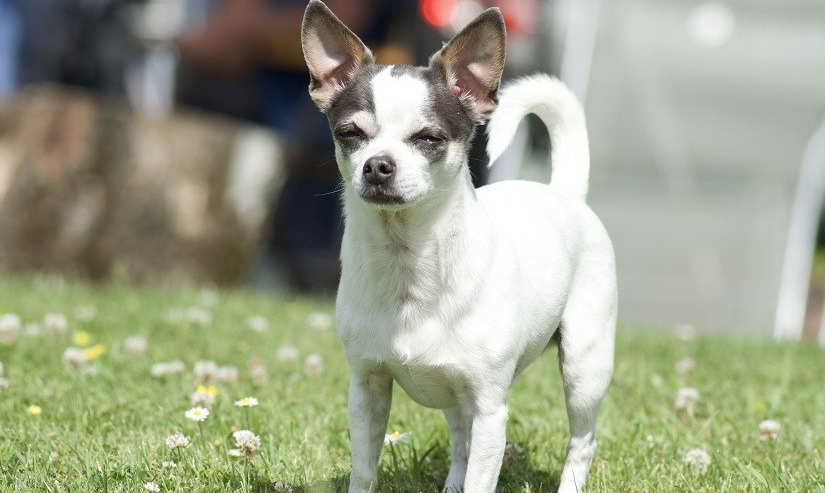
left=430, top=8, right=506, bottom=123
left=301, top=0, right=373, bottom=111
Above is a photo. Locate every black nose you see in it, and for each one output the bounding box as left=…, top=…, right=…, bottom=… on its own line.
left=363, top=155, right=396, bottom=186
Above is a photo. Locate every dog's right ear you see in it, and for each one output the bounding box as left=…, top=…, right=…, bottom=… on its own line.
left=301, top=0, right=373, bottom=112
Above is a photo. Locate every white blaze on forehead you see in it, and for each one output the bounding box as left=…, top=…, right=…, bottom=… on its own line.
left=370, top=67, right=430, bottom=137
left=349, top=111, right=377, bottom=136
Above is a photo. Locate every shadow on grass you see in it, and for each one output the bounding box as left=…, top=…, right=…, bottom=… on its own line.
left=244, top=443, right=560, bottom=492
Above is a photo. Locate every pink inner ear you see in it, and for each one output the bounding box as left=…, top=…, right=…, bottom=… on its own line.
left=451, top=85, right=462, bottom=97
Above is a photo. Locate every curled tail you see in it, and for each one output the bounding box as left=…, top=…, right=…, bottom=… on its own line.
left=486, top=74, right=590, bottom=200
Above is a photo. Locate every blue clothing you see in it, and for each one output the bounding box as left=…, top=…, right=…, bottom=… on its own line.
left=0, top=0, right=21, bottom=98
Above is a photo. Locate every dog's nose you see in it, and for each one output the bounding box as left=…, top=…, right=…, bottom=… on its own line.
left=363, top=156, right=396, bottom=185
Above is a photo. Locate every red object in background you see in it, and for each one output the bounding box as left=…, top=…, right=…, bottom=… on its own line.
left=419, top=0, right=536, bottom=36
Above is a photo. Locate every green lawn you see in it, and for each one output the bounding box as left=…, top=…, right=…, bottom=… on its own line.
left=1, top=277, right=824, bottom=492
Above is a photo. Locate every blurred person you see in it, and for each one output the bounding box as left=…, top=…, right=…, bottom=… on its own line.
left=0, top=0, right=21, bottom=98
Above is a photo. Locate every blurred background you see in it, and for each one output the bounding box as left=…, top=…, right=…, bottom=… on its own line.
left=0, top=0, right=823, bottom=344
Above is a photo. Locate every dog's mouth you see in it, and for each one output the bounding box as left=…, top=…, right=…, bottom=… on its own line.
left=359, top=185, right=407, bottom=206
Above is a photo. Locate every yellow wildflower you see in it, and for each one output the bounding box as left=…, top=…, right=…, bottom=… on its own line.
left=26, top=405, right=42, bottom=416
left=73, top=331, right=91, bottom=346
left=196, top=385, right=219, bottom=397
left=83, top=344, right=106, bottom=360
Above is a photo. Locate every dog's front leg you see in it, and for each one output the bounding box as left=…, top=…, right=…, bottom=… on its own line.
left=463, top=402, right=508, bottom=492
left=348, top=371, right=393, bottom=493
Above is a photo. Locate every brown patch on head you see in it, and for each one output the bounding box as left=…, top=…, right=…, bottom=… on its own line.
left=429, top=8, right=506, bottom=123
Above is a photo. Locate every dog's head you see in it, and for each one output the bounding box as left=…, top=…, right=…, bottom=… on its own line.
left=301, top=0, right=505, bottom=209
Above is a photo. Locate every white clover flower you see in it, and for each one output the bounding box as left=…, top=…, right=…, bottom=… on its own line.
left=124, top=336, right=148, bottom=356
left=650, top=374, right=664, bottom=388
left=246, top=315, right=269, bottom=332
left=0, top=377, right=9, bottom=389
left=231, top=430, right=261, bottom=457
left=190, top=390, right=215, bottom=407
left=161, top=460, right=176, bottom=468
left=193, top=360, right=218, bottom=383
left=235, top=397, right=259, bottom=408
left=144, top=482, right=161, bottom=492
left=675, top=387, right=700, bottom=413
left=215, top=365, right=239, bottom=383
left=384, top=431, right=411, bottom=445
left=150, top=361, right=186, bottom=377
left=759, top=419, right=781, bottom=441
left=74, top=305, right=97, bottom=322
left=683, top=448, right=711, bottom=474
left=276, top=345, right=299, bottom=362
left=43, top=313, right=68, bottom=332
left=307, top=312, right=332, bottom=330
left=304, top=354, right=324, bottom=376
left=675, top=358, right=696, bottom=375
left=165, top=432, right=191, bottom=449
left=63, top=347, right=88, bottom=368
left=184, top=407, right=209, bottom=422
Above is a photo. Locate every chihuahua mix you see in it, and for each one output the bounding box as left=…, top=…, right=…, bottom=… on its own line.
left=301, top=2, right=616, bottom=491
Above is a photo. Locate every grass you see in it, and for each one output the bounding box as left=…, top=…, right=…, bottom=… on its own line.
left=1, top=276, right=824, bottom=492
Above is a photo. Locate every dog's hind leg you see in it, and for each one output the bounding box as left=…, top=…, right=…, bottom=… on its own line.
left=443, top=407, right=470, bottom=491
left=556, top=250, right=616, bottom=493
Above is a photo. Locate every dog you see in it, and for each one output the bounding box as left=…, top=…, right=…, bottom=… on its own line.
left=300, top=2, right=616, bottom=491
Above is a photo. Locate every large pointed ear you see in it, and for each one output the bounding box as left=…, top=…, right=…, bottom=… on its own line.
left=430, top=8, right=506, bottom=123
left=301, top=0, right=373, bottom=111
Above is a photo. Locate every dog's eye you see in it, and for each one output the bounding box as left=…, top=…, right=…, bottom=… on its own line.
left=335, top=126, right=364, bottom=140
left=413, top=132, right=446, bottom=145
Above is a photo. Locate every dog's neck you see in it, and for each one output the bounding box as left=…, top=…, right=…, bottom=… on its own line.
left=341, top=167, right=490, bottom=315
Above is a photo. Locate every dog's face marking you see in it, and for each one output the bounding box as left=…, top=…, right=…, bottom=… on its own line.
left=301, top=0, right=505, bottom=209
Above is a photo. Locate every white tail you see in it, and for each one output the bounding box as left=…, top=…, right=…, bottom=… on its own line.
left=486, top=75, right=590, bottom=200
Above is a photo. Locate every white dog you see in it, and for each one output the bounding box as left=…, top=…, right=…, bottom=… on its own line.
left=301, top=2, right=616, bottom=492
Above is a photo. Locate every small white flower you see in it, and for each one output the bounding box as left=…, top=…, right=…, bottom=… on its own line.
left=384, top=431, right=411, bottom=445
left=674, top=323, right=696, bottom=341
left=63, top=347, right=88, bottom=368
left=276, top=345, right=299, bottom=362
left=683, top=448, right=711, bottom=474
left=150, top=361, right=185, bottom=377
left=759, top=419, right=781, bottom=441
left=0, top=314, right=21, bottom=343
left=161, top=460, right=176, bottom=468
left=43, top=313, right=68, bottom=332
left=144, top=482, right=161, bottom=492
left=184, top=407, right=209, bottom=422
left=215, top=365, right=239, bottom=383
left=190, top=390, right=215, bottom=407
left=0, top=377, right=9, bottom=389
left=675, top=387, right=700, bottom=413
left=650, top=374, right=664, bottom=387
left=165, top=432, right=191, bottom=449
left=307, top=312, right=332, bottom=330
left=232, top=430, right=261, bottom=457
left=235, top=397, right=259, bottom=408
left=246, top=315, right=269, bottom=332
left=304, top=354, right=324, bottom=376
left=74, top=305, right=97, bottom=322
left=675, top=358, right=696, bottom=375
left=124, top=336, right=148, bottom=356
left=193, top=360, right=218, bottom=383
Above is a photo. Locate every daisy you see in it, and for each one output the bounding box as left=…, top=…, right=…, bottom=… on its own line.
left=165, top=432, right=191, bottom=449
left=184, top=407, right=209, bottom=422
left=683, top=448, right=711, bottom=474
left=384, top=431, right=411, bottom=445
left=194, top=360, right=218, bottom=382
left=215, top=365, right=239, bottom=383
left=675, top=387, right=700, bottom=413
left=246, top=315, right=269, bottom=332
left=231, top=430, right=261, bottom=457
left=759, top=419, right=781, bottom=441
left=675, top=358, right=695, bottom=375
left=124, top=336, right=148, bottom=356
left=43, top=313, right=68, bottom=332
left=304, top=354, right=324, bottom=376
left=72, top=331, right=91, bottom=346
left=83, top=344, right=106, bottom=360
left=235, top=397, right=259, bottom=408
left=63, top=347, right=88, bottom=368
left=307, top=312, right=332, bottom=330
left=276, top=344, right=299, bottom=362
left=26, top=405, right=42, bottom=416
left=144, top=482, right=160, bottom=492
